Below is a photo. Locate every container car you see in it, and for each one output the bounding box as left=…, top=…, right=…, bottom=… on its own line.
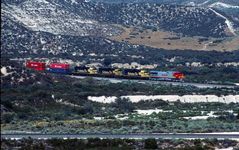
left=49, top=63, right=70, bottom=69
left=26, top=61, right=46, bottom=71
left=48, top=63, right=70, bottom=74
left=48, top=68, right=71, bottom=74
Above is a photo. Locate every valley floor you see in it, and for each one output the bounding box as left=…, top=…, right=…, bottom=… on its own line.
left=110, top=26, right=239, bottom=51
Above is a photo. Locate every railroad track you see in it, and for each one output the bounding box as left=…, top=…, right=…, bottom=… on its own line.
left=68, top=75, right=236, bottom=89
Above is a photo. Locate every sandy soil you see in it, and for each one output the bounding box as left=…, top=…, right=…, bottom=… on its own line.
left=110, top=26, right=239, bottom=51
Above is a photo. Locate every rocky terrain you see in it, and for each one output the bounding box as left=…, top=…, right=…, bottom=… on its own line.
left=1, top=1, right=122, bottom=37
left=2, top=0, right=238, bottom=38
left=1, top=1, right=239, bottom=148
left=2, top=2, right=239, bottom=63
left=91, top=0, right=239, bottom=32
left=1, top=0, right=238, bottom=59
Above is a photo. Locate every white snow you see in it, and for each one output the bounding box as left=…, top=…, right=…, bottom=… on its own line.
left=2, top=2, right=99, bottom=36
left=183, top=116, right=210, bottom=120
left=210, top=2, right=239, bottom=9
left=135, top=109, right=172, bottom=115
left=70, top=0, right=78, bottom=4
left=209, top=8, right=237, bottom=36
left=114, top=114, right=129, bottom=120
left=1, top=67, right=13, bottom=76
left=183, top=111, right=218, bottom=120
left=93, top=117, right=104, bottom=120
left=200, top=0, right=210, bottom=6
left=1, top=67, right=8, bottom=76
left=36, top=0, right=49, bottom=4
left=205, top=132, right=239, bottom=135
left=88, top=96, right=116, bottom=103
left=88, top=95, right=239, bottom=104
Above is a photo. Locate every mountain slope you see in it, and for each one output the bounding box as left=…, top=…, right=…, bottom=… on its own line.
left=2, top=0, right=233, bottom=37
left=90, top=0, right=239, bottom=28
left=1, top=1, right=122, bottom=37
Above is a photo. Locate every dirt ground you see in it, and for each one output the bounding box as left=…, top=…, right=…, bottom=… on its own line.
left=109, top=26, right=239, bottom=51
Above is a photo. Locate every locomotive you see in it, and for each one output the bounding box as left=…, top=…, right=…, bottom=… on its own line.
left=26, top=61, right=185, bottom=81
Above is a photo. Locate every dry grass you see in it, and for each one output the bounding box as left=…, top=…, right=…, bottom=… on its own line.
left=110, top=26, right=239, bottom=51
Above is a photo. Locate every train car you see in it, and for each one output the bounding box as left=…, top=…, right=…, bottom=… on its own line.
left=97, top=67, right=125, bottom=78
left=123, top=69, right=140, bottom=76
left=139, top=70, right=150, bottom=78
left=112, top=68, right=122, bottom=76
left=49, top=63, right=70, bottom=69
left=26, top=61, right=46, bottom=71
left=122, top=69, right=149, bottom=79
left=74, top=66, right=89, bottom=74
left=88, top=67, right=98, bottom=74
left=98, top=67, right=115, bottom=76
left=74, top=66, right=97, bottom=75
left=48, top=63, right=71, bottom=74
left=149, top=71, right=184, bottom=81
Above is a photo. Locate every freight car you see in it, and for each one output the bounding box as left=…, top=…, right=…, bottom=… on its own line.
left=26, top=61, right=46, bottom=71
left=48, top=63, right=71, bottom=74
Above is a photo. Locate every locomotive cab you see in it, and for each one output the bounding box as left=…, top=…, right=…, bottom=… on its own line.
left=149, top=71, right=185, bottom=81
left=139, top=70, right=150, bottom=77
left=113, top=68, right=122, bottom=76
left=88, top=67, right=98, bottom=74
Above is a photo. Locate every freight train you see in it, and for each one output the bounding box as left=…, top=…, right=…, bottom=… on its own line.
left=26, top=61, right=185, bottom=81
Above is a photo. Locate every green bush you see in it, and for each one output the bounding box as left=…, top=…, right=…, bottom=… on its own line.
left=144, top=138, right=158, bottom=149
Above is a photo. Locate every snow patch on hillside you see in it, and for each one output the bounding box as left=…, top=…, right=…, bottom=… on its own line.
left=209, top=8, right=237, bottom=36
left=3, top=3, right=95, bottom=35
left=210, top=2, right=239, bottom=9
left=88, top=95, right=239, bottom=104
left=183, top=111, right=218, bottom=120
left=2, top=1, right=119, bottom=36
left=1, top=67, right=13, bottom=76
left=135, top=109, right=172, bottom=115
left=1, top=67, right=8, bottom=76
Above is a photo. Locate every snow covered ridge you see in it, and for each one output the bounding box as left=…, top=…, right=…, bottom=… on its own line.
left=88, top=95, right=239, bottom=104
left=209, top=2, right=239, bottom=9
left=209, top=8, right=237, bottom=36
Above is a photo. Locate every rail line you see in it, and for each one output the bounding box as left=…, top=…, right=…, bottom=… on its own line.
left=68, top=74, right=237, bottom=89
